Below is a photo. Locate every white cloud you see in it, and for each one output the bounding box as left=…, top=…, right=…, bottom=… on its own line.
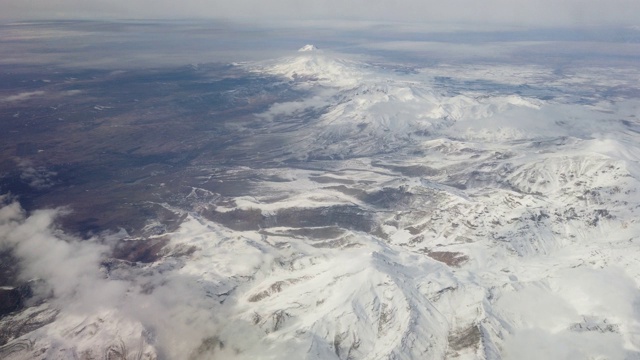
left=16, top=159, right=57, bottom=190
left=0, top=197, right=115, bottom=309
left=499, top=267, right=640, bottom=360
left=0, top=199, right=230, bottom=358
left=1, top=91, right=45, bottom=103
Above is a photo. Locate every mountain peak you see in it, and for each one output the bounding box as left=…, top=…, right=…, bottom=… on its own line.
left=298, top=44, right=319, bottom=52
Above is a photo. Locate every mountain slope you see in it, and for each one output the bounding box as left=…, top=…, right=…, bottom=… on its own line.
left=2, top=49, right=640, bottom=359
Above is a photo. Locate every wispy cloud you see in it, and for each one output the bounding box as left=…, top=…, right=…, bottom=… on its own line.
left=16, top=159, right=57, bottom=190
left=1, top=91, right=44, bottom=103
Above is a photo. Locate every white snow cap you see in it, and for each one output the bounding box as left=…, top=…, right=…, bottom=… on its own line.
left=298, top=44, right=319, bottom=52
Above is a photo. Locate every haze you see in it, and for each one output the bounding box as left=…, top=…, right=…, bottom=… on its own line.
left=2, top=0, right=640, bottom=28
left=1, top=0, right=640, bottom=358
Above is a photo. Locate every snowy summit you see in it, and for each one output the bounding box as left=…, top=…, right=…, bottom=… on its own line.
left=298, top=44, right=318, bottom=52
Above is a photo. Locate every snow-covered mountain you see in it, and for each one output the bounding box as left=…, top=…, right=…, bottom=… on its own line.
left=299, top=44, right=319, bottom=52
left=2, top=48, right=640, bottom=359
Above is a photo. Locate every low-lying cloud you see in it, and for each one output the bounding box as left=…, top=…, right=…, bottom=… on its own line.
left=0, top=196, right=233, bottom=358
left=1, top=91, right=45, bottom=103
left=16, top=159, right=57, bottom=190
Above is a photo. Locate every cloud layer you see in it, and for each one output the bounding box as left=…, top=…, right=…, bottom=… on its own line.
left=2, top=0, right=640, bottom=27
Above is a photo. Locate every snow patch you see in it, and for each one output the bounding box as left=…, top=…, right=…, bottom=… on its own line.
left=298, top=44, right=319, bottom=52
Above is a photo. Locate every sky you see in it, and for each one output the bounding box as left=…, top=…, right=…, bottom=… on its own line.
left=1, top=0, right=639, bottom=28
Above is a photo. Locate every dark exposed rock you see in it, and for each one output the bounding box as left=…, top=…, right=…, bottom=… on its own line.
left=0, top=339, right=35, bottom=358
left=270, top=310, right=290, bottom=332
left=248, top=278, right=304, bottom=302
left=189, top=336, right=224, bottom=360
left=570, top=317, right=619, bottom=333
left=0, top=304, right=58, bottom=346
left=0, top=288, right=22, bottom=317
left=0, top=258, right=36, bottom=318
left=204, top=205, right=374, bottom=233
left=309, top=176, right=355, bottom=185
left=325, top=185, right=367, bottom=199
left=278, top=226, right=346, bottom=240
left=112, top=237, right=170, bottom=263
left=448, top=325, right=481, bottom=352
left=270, top=206, right=374, bottom=232
left=203, top=208, right=265, bottom=231
left=588, top=209, right=615, bottom=226
left=372, top=163, right=440, bottom=177
left=361, top=187, right=412, bottom=209
left=0, top=249, right=20, bottom=289
left=423, top=250, right=469, bottom=267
